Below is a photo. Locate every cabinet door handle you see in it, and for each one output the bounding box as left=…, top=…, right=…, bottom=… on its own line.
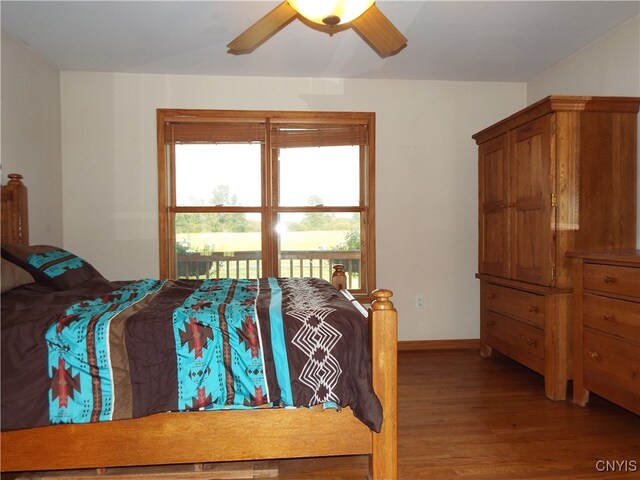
left=521, top=335, right=537, bottom=346
left=587, top=350, right=599, bottom=360
left=528, top=305, right=539, bottom=313
left=603, top=275, right=617, bottom=284
left=602, top=313, right=616, bottom=322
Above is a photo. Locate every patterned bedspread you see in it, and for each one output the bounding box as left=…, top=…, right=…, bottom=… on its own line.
left=1, top=277, right=382, bottom=432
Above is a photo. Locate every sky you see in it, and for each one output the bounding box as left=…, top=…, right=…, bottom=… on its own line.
left=175, top=144, right=360, bottom=208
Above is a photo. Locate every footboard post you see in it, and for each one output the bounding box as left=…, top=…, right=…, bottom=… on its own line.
left=331, top=264, right=347, bottom=290
left=369, top=289, right=398, bottom=480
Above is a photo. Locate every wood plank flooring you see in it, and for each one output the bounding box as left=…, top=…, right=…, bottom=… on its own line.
left=393, top=349, right=639, bottom=479
left=277, top=348, right=639, bottom=479
left=5, top=349, right=639, bottom=479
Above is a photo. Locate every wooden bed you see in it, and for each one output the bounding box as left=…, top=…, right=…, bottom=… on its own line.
left=0, top=174, right=398, bottom=479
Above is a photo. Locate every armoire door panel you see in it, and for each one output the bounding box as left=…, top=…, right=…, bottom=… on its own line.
left=478, top=134, right=509, bottom=277
left=481, top=213, right=509, bottom=276
left=510, top=116, right=555, bottom=286
left=514, top=207, right=548, bottom=284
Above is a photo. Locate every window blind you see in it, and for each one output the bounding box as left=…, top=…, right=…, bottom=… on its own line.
left=165, top=122, right=266, bottom=144
left=270, top=124, right=369, bottom=148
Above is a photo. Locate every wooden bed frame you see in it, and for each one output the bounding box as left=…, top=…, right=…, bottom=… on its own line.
left=0, top=174, right=398, bottom=479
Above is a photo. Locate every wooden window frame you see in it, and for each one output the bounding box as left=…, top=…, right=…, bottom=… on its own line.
left=157, top=109, right=376, bottom=300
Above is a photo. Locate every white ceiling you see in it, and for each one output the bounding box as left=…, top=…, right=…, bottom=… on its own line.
left=1, top=1, right=639, bottom=82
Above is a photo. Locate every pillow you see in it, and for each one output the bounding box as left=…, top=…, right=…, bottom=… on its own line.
left=1, top=244, right=103, bottom=290
left=1, top=258, right=35, bottom=293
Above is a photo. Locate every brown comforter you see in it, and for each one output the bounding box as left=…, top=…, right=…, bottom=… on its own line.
left=1, top=277, right=381, bottom=432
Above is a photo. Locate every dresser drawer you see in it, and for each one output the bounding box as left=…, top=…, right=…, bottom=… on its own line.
left=482, top=311, right=544, bottom=373
left=583, top=263, right=640, bottom=298
left=484, top=283, right=545, bottom=327
left=583, top=294, right=640, bottom=342
left=582, top=329, right=640, bottom=413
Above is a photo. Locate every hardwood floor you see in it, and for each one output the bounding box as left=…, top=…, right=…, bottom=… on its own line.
left=278, top=348, right=639, bottom=479
left=6, top=349, right=639, bottom=479
left=394, top=349, right=638, bottom=479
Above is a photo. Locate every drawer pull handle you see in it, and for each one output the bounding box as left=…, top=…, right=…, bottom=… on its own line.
left=603, top=275, right=617, bottom=284
left=521, top=335, right=537, bottom=346
left=486, top=320, right=495, bottom=327
left=487, top=293, right=496, bottom=300
left=587, top=350, right=599, bottom=360
left=528, top=305, right=539, bottom=313
left=602, top=313, right=615, bottom=322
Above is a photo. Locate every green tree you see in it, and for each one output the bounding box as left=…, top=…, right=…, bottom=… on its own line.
left=336, top=228, right=361, bottom=250
left=289, top=196, right=336, bottom=232
left=210, top=184, right=236, bottom=206
left=175, top=185, right=251, bottom=234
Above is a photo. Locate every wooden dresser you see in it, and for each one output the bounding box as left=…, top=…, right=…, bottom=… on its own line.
left=569, top=251, right=639, bottom=415
left=473, top=96, right=639, bottom=401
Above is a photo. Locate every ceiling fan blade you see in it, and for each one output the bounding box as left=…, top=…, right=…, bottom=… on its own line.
left=351, top=4, right=407, bottom=58
left=227, top=2, right=298, bottom=54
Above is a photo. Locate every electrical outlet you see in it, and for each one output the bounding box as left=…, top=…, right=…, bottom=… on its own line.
left=415, top=294, right=425, bottom=309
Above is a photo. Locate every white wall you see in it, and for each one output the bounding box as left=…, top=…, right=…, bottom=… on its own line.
left=527, top=15, right=639, bottom=101
left=1, top=31, right=63, bottom=245
left=527, top=15, right=640, bottom=245
left=7, top=13, right=638, bottom=342
left=60, top=72, right=525, bottom=341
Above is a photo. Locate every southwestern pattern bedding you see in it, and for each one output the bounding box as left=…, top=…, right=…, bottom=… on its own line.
left=1, top=275, right=382, bottom=432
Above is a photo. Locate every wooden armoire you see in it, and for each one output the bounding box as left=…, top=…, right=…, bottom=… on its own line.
left=472, top=96, right=639, bottom=400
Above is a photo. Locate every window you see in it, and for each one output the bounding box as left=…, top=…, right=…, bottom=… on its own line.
left=157, top=109, right=375, bottom=299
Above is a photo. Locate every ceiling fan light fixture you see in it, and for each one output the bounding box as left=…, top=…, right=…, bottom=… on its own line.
left=287, top=0, right=375, bottom=26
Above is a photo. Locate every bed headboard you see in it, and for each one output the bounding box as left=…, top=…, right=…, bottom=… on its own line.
left=1, top=173, right=29, bottom=246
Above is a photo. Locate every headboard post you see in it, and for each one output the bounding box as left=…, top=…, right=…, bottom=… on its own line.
left=1, top=173, right=29, bottom=245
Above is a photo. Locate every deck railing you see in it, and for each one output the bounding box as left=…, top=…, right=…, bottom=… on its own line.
left=177, top=250, right=360, bottom=289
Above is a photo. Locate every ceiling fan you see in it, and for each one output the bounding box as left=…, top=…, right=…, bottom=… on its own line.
left=227, top=0, right=408, bottom=58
